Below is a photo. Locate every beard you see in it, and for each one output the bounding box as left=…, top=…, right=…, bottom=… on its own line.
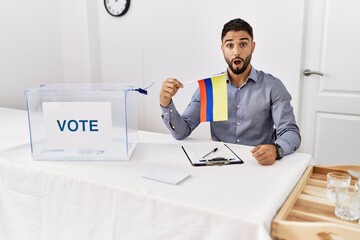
left=225, top=54, right=252, bottom=75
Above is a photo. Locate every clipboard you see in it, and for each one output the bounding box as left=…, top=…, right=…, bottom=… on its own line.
left=181, top=143, right=244, bottom=167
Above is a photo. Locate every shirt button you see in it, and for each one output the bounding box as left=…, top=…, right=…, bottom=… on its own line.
left=170, top=109, right=173, bottom=112
left=237, top=122, right=240, bottom=125
left=236, top=139, right=240, bottom=143
left=237, top=105, right=240, bottom=108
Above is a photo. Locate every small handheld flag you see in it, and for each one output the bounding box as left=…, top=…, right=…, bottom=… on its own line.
left=198, top=73, right=228, bottom=122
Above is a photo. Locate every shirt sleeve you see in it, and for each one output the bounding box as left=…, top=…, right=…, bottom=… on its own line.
left=160, top=90, right=201, bottom=140
left=270, top=80, right=301, bottom=155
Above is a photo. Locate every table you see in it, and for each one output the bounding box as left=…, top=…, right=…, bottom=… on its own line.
left=272, top=165, right=360, bottom=240
left=0, top=108, right=313, bottom=240
left=0, top=107, right=30, bottom=150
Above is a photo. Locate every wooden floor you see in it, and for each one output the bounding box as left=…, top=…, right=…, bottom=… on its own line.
left=271, top=165, right=360, bottom=240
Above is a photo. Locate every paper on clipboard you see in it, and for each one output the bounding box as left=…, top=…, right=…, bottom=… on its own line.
left=181, top=142, right=243, bottom=166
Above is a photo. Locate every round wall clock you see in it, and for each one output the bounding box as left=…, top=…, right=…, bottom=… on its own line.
left=104, top=0, right=130, bottom=17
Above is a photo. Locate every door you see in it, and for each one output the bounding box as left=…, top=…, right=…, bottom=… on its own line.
left=300, top=0, right=360, bottom=165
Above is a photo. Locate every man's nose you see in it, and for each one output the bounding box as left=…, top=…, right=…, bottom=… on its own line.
left=233, top=46, right=241, bottom=56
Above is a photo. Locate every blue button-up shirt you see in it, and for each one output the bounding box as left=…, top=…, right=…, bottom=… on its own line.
left=160, top=67, right=301, bottom=155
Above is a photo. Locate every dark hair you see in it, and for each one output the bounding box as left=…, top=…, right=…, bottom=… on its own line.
left=221, top=18, right=254, bottom=41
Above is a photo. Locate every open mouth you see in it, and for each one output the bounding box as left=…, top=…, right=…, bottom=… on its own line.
left=233, top=59, right=242, bottom=67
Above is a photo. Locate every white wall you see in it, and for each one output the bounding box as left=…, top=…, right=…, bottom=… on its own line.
left=58, top=0, right=95, bottom=83
left=0, top=0, right=65, bottom=109
left=0, top=0, right=98, bottom=109
left=1, top=0, right=305, bottom=140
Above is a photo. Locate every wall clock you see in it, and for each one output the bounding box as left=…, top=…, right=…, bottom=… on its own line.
left=104, top=0, right=130, bottom=17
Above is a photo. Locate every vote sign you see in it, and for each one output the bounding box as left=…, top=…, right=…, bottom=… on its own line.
left=43, top=102, right=112, bottom=150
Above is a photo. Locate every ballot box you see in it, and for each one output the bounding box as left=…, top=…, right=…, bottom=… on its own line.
left=24, top=83, right=138, bottom=161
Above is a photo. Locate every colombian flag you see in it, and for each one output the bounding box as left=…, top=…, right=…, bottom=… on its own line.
left=198, top=73, right=228, bottom=122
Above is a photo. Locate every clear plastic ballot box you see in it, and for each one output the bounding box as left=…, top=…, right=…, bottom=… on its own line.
left=24, top=84, right=138, bottom=161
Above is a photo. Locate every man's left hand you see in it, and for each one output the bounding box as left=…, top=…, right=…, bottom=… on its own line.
left=250, top=144, right=277, bottom=166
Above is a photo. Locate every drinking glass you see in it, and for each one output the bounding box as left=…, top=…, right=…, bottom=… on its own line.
left=326, top=172, right=351, bottom=203
left=335, top=188, right=360, bottom=221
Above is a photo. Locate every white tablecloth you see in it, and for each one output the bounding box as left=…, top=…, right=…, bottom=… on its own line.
left=0, top=108, right=313, bottom=240
left=0, top=108, right=30, bottom=150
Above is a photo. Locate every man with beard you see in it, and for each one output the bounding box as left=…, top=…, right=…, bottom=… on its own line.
left=159, top=18, right=301, bottom=165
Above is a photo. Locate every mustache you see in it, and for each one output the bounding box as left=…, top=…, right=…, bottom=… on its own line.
left=232, top=57, right=245, bottom=62
left=233, top=54, right=253, bottom=63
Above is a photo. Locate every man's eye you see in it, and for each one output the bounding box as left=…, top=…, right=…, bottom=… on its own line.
left=226, top=43, right=233, bottom=48
left=240, top=43, right=247, bottom=47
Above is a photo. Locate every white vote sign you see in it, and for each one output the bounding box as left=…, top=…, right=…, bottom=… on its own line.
left=43, top=102, right=112, bottom=150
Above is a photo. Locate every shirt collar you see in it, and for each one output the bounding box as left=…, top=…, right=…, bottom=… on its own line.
left=248, top=67, right=258, bottom=82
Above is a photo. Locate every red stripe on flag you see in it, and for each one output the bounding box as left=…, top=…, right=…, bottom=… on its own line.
left=198, top=80, right=207, bottom=122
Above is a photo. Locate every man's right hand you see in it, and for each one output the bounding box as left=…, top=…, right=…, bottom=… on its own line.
left=159, top=78, right=184, bottom=107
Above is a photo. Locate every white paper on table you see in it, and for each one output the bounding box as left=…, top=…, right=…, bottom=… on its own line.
left=141, top=168, right=190, bottom=185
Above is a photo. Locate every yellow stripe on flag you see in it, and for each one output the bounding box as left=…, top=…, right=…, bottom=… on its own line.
left=211, top=74, right=228, bottom=121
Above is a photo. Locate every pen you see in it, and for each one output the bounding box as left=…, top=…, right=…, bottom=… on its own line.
left=202, top=147, right=218, bottom=158
left=199, top=157, right=235, bottom=162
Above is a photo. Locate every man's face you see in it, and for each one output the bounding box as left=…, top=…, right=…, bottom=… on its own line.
left=221, top=31, right=255, bottom=75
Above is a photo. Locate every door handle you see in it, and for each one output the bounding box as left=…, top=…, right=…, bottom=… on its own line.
left=303, top=69, right=324, bottom=76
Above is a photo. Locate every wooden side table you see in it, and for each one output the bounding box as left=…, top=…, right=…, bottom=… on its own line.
left=271, top=165, right=360, bottom=240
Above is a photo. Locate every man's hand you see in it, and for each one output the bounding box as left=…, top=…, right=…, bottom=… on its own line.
left=159, top=78, right=184, bottom=107
left=250, top=144, right=277, bottom=166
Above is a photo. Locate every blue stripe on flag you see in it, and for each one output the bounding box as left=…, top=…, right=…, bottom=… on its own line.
left=204, top=78, right=213, bottom=122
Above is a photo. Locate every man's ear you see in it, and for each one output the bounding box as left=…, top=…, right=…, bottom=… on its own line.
left=252, top=42, right=256, bottom=53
